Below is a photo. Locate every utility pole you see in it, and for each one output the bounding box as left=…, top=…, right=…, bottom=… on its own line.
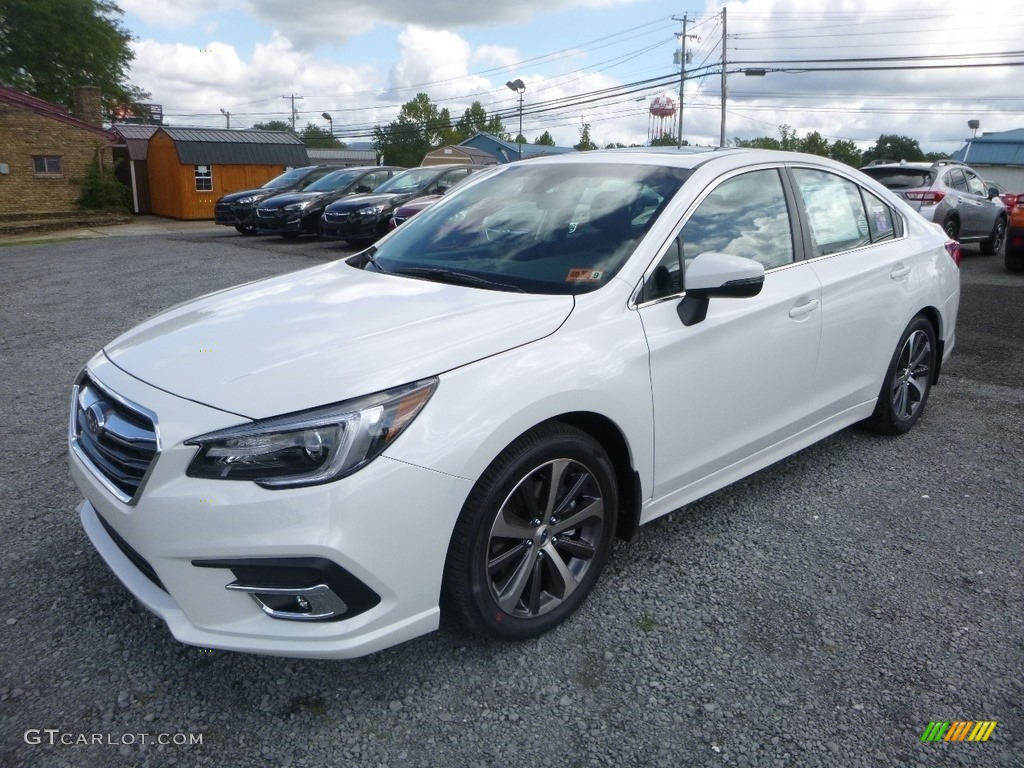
left=720, top=7, right=727, bottom=147
left=282, top=94, right=303, bottom=131
left=672, top=15, right=698, bottom=148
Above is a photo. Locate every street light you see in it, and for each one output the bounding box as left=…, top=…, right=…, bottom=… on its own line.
left=219, top=108, right=230, bottom=129
left=322, top=112, right=333, bottom=139
left=505, top=78, right=525, bottom=160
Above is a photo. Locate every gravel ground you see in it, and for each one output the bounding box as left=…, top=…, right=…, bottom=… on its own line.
left=0, top=227, right=1021, bottom=768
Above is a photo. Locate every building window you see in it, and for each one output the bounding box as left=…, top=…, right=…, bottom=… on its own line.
left=194, top=165, right=212, bottom=191
left=33, top=156, right=62, bottom=175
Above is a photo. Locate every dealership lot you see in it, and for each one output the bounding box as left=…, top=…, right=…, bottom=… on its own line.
left=1, top=227, right=1021, bottom=767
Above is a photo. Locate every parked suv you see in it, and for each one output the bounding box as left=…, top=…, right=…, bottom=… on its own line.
left=861, top=160, right=1006, bottom=255
left=215, top=166, right=343, bottom=234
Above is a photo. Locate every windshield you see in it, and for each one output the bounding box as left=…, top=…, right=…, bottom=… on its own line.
left=374, top=167, right=447, bottom=195
left=360, top=162, right=690, bottom=294
left=262, top=167, right=314, bottom=189
left=305, top=169, right=363, bottom=192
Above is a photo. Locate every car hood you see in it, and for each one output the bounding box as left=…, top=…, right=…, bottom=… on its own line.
left=219, top=188, right=276, bottom=204
left=325, top=192, right=401, bottom=212
left=102, top=262, right=574, bottom=419
left=257, top=191, right=326, bottom=209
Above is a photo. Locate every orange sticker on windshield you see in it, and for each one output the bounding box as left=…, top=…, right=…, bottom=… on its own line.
left=566, top=269, right=603, bottom=282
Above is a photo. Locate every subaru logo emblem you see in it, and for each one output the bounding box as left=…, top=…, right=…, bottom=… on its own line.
left=85, top=402, right=108, bottom=439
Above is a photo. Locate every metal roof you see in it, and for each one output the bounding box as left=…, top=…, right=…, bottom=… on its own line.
left=459, top=132, right=576, bottom=164
left=952, top=129, right=1024, bottom=167
left=306, top=148, right=378, bottom=162
left=111, top=123, right=159, bottom=160
left=155, top=127, right=309, bottom=166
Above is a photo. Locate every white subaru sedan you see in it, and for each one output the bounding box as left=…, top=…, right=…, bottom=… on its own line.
left=69, top=149, right=960, bottom=658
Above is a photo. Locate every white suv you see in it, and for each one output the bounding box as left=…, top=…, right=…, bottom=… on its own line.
left=69, top=149, right=961, bottom=658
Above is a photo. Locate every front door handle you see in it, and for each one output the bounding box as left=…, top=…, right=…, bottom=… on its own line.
left=788, top=298, right=819, bottom=318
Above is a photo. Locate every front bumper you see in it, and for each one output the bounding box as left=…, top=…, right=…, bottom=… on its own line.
left=214, top=204, right=257, bottom=227
left=255, top=211, right=305, bottom=234
left=69, top=357, right=473, bottom=658
left=320, top=211, right=384, bottom=239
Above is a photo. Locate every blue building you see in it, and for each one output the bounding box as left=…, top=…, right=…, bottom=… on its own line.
left=952, top=129, right=1024, bottom=193
left=459, top=132, right=576, bottom=164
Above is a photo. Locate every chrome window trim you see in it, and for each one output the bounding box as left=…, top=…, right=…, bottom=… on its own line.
left=68, top=370, right=162, bottom=506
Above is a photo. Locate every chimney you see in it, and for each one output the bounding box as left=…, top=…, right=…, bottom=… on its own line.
left=72, top=86, right=103, bottom=126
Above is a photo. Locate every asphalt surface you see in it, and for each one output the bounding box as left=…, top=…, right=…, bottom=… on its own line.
left=0, top=224, right=1021, bottom=768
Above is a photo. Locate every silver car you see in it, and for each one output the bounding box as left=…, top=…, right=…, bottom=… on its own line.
left=861, top=160, right=1006, bottom=254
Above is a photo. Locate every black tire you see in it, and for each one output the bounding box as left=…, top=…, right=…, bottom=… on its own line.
left=1005, top=247, right=1024, bottom=273
left=234, top=225, right=256, bottom=235
left=979, top=216, right=1006, bottom=256
left=865, top=316, right=937, bottom=435
left=442, top=423, right=618, bottom=641
left=943, top=218, right=959, bottom=241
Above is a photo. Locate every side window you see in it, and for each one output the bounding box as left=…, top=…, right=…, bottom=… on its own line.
left=194, top=165, right=212, bottom=192
left=792, top=168, right=871, bottom=257
left=644, top=169, right=794, bottom=301
left=436, top=169, right=470, bottom=192
left=946, top=169, right=968, bottom=192
left=964, top=171, right=987, bottom=198
left=861, top=189, right=896, bottom=243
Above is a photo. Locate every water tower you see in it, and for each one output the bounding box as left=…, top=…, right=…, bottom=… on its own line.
left=648, top=94, right=677, bottom=144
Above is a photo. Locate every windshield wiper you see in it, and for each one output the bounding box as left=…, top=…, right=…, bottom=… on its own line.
left=392, top=266, right=525, bottom=293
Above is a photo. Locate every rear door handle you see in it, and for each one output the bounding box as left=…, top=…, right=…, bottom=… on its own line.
left=890, top=264, right=911, bottom=279
left=788, top=298, right=819, bottom=318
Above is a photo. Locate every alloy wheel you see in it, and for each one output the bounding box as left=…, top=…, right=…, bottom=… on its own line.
left=891, top=329, right=932, bottom=420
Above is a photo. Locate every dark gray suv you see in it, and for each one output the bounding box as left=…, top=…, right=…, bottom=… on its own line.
left=861, top=160, right=1006, bottom=255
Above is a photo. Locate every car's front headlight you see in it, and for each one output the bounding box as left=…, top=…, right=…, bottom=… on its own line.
left=359, top=204, right=387, bottom=217
left=236, top=195, right=262, bottom=205
left=185, top=378, right=437, bottom=488
left=284, top=201, right=313, bottom=211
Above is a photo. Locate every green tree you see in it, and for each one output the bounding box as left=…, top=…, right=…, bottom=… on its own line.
left=861, top=134, right=924, bottom=165
left=828, top=139, right=862, bottom=167
left=733, top=135, right=781, bottom=150
left=534, top=131, right=556, bottom=146
left=251, top=120, right=295, bottom=132
left=574, top=121, right=597, bottom=151
left=650, top=134, right=684, bottom=147
left=798, top=131, right=830, bottom=157
left=0, top=0, right=149, bottom=115
left=300, top=122, right=344, bottom=148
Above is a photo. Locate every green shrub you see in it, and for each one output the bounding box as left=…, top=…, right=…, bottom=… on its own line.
left=74, top=157, right=129, bottom=211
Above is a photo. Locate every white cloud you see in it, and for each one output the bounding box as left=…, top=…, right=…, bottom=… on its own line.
left=246, top=0, right=641, bottom=48
left=119, top=0, right=233, bottom=28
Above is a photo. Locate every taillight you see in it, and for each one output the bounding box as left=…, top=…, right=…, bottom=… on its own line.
left=905, top=190, right=945, bottom=204
left=945, top=240, right=961, bottom=267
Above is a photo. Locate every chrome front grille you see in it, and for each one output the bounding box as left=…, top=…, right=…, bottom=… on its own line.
left=256, top=207, right=278, bottom=219
left=323, top=211, right=353, bottom=223
left=70, top=375, right=159, bottom=504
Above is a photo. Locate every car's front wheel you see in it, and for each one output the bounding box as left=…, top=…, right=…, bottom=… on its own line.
left=865, top=316, right=937, bottom=435
left=443, top=423, right=618, bottom=641
left=980, top=216, right=1006, bottom=255
left=234, top=225, right=256, bottom=235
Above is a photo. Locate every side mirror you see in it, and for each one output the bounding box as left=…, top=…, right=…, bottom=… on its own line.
left=355, top=185, right=371, bottom=193
left=677, top=252, right=765, bottom=326
left=988, top=187, right=1001, bottom=201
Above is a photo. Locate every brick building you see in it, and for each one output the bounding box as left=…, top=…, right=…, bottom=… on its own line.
left=0, top=85, right=118, bottom=214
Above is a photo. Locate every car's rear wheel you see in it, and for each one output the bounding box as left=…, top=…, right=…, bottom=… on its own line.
left=943, top=218, right=959, bottom=241
left=234, top=225, right=256, bottom=235
left=443, top=423, right=617, bottom=641
left=865, top=316, right=937, bottom=435
left=980, top=217, right=1006, bottom=255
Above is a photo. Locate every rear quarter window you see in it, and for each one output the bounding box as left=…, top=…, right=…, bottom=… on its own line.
left=861, top=169, right=934, bottom=190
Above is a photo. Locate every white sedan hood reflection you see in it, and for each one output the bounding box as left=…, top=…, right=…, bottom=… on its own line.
left=103, top=262, right=574, bottom=419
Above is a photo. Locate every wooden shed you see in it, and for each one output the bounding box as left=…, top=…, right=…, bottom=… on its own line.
left=147, top=127, right=309, bottom=220
left=421, top=145, right=496, bottom=167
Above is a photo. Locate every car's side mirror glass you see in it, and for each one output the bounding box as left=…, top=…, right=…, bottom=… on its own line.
left=988, top=187, right=1001, bottom=200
